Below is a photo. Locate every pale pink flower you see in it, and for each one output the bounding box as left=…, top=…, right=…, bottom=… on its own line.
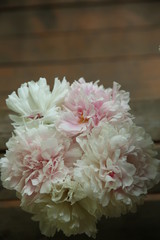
left=0, top=125, right=80, bottom=201
left=74, top=122, right=160, bottom=214
left=58, top=78, right=131, bottom=136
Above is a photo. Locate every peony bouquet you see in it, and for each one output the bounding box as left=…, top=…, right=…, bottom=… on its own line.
left=0, top=77, right=160, bottom=237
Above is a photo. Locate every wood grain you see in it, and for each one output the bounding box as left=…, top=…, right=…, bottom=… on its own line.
left=130, top=99, right=160, bottom=141
left=0, top=0, right=158, bottom=8
left=0, top=0, right=112, bottom=8
left=0, top=28, right=159, bottom=64
left=0, top=0, right=160, bottom=237
left=0, top=2, right=159, bottom=37
left=0, top=57, right=160, bottom=104
left=0, top=110, right=12, bottom=149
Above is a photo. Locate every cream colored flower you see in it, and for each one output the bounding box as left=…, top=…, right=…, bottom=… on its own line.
left=74, top=122, right=160, bottom=215
left=22, top=176, right=101, bottom=238
left=6, top=77, right=69, bottom=127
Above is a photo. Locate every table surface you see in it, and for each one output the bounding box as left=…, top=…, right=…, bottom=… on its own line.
left=0, top=0, right=160, bottom=239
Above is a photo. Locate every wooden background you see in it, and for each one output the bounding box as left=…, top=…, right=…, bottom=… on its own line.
left=0, top=0, right=160, bottom=239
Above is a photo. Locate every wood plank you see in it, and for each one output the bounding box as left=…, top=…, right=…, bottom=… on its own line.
left=0, top=2, right=159, bottom=36
left=130, top=99, right=160, bottom=142
left=0, top=201, right=160, bottom=239
left=148, top=144, right=160, bottom=193
left=0, top=0, right=156, bottom=8
left=0, top=110, right=12, bottom=150
left=0, top=200, right=19, bottom=208
left=0, top=28, right=159, bottom=64
left=0, top=57, right=160, bottom=102
left=0, top=0, right=110, bottom=8
left=145, top=193, right=160, bottom=202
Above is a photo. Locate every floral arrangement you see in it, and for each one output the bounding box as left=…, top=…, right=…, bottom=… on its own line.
left=0, top=77, right=160, bottom=238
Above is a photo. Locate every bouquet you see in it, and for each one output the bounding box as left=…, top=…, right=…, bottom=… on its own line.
left=0, top=77, right=160, bottom=238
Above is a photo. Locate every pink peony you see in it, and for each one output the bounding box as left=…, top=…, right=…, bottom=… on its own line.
left=0, top=125, right=81, bottom=202
left=58, top=78, right=131, bottom=136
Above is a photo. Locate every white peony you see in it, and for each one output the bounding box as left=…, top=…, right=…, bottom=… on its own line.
left=6, top=77, right=69, bottom=127
left=22, top=176, right=101, bottom=238
left=74, top=122, right=160, bottom=215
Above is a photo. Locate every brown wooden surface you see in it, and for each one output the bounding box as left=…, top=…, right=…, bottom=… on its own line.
left=0, top=0, right=160, bottom=239
left=0, top=0, right=112, bottom=7
left=0, top=57, right=160, bottom=107
left=0, top=0, right=158, bottom=8
left=0, top=29, right=159, bottom=63
left=0, top=2, right=160, bottom=37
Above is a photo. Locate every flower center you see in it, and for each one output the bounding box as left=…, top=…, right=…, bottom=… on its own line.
left=27, top=113, right=43, bottom=120
left=78, top=113, right=89, bottom=124
left=108, top=171, right=115, bottom=178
